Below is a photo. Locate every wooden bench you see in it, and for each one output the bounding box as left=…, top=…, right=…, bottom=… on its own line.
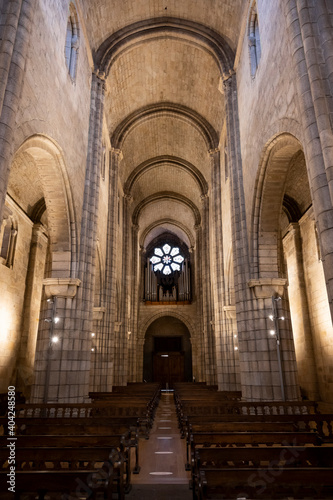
left=186, top=430, right=323, bottom=471
left=180, top=413, right=333, bottom=442
left=0, top=433, right=132, bottom=494
left=0, top=468, right=115, bottom=500
left=195, top=467, right=333, bottom=499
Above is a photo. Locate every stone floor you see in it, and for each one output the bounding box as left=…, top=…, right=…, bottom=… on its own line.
left=128, top=391, right=192, bottom=498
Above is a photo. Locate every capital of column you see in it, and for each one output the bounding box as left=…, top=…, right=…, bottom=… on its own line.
left=124, top=193, right=133, bottom=204
left=223, top=305, right=236, bottom=320
left=221, top=70, right=236, bottom=95
left=93, top=306, right=106, bottom=321
left=32, top=222, right=48, bottom=243
left=282, top=222, right=300, bottom=247
left=111, top=147, right=123, bottom=161
left=248, top=278, right=287, bottom=299
left=93, top=68, right=106, bottom=82
left=43, top=278, right=81, bottom=299
left=209, top=148, right=220, bottom=157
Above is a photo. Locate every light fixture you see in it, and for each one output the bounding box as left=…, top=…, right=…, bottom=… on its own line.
left=54, top=317, right=60, bottom=324
left=161, top=354, right=169, bottom=357
left=234, top=346, right=238, bottom=351
left=234, top=334, right=237, bottom=338
left=270, top=330, right=276, bottom=335
left=47, top=298, right=54, bottom=303
left=269, top=314, right=274, bottom=321
left=91, top=332, right=95, bottom=337
left=91, top=347, right=95, bottom=352
left=51, top=336, right=59, bottom=343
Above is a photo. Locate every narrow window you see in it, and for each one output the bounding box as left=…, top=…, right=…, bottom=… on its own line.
left=0, top=208, right=17, bottom=268
left=224, top=140, right=229, bottom=181
left=65, top=4, right=80, bottom=81
left=248, top=2, right=261, bottom=77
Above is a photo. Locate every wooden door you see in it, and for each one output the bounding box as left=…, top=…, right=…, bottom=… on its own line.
left=153, top=352, right=185, bottom=388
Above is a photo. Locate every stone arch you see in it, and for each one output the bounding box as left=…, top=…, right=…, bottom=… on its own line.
left=138, top=309, right=195, bottom=343
left=252, top=133, right=304, bottom=278
left=112, top=102, right=219, bottom=152
left=124, top=155, right=208, bottom=197
left=140, top=219, right=195, bottom=249
left=133, top=191, right=201, bottom=227
left=95, top=17, right=234, bottom=80
left=13, top=134, right=76, bottom=277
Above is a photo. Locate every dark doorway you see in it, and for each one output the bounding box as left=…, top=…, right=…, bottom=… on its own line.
left=143, top=317, right=192, bottom=386
left=153, top=351, right=185, bottom=388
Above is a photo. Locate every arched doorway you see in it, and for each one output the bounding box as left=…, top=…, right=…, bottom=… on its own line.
left=143, top=316, right=192, bottom=388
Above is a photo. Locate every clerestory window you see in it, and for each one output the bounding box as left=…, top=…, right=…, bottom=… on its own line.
left=248, top=2, right=261, bottom=77
left=65, top=3, right=80, bottom=81
left=150, top=244, right=184, bottom=275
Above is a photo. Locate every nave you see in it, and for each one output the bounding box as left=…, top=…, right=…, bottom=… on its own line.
left=1, top=383, right=333, bottom=499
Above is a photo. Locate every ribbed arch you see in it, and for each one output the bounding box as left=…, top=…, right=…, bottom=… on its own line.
left=124, top=155, right=208, bottom=197
left=95, top=17, right=235, bottom=79
left=132, top=191, right=201, bottom=226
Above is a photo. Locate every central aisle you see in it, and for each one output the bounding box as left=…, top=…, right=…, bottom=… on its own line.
left=128, top=391, right=191, bottom=499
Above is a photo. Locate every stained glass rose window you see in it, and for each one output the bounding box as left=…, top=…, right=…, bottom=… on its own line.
left=150, top=244, right=184, bottom=275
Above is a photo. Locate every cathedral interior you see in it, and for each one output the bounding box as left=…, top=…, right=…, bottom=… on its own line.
left=1, top=0, right=333, bottom=498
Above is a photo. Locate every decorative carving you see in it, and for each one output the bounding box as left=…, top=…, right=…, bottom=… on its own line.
left=248, top=278, right=287, bottom=299
left=43, top=278, right=81, bottom=299
left=223, top=305, right=236, bottom=320
left=93, top=306, right=106, bottom=321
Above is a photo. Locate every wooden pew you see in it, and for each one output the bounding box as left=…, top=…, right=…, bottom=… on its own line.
left=186, top=430, right=322, bottom=471
left=180, top=413, right=333, bottom=442
left=195, top=467, right=333, bottom=499
left=0, top=435, right=130, bottom=498
left=0, top=468, right=114, bottom=500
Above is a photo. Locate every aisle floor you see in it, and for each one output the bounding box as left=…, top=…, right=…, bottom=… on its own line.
left=127, top=391, right=192, bottom=498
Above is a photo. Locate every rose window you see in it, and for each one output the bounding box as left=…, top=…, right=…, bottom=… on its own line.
left=150, top=244, right=184, bottom=275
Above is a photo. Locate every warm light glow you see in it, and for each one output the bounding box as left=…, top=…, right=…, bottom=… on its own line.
left=234, top=346, right=239, bottom=350
left=161, top=354, right=169, bottom=357
left=234, top=334, right=237, bottom=338
left=270, top=330, right=276, bottom=335
left=280, top=316, right=285, bottom=321
left=0, top=305, right=11, bottom=343
left=51, top=336, right=59, bottom=343
left=91, top=347, right=95, bottom=352
left=91, top=332, right=95, bottom=337
left=269, top=315, right=274, bottom=321
left=54, top=317, right=60, bottom=324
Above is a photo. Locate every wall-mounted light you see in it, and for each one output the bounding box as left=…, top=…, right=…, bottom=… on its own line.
left=91, top=347, right=95, bottom=352
left=270, top=330, right=276, bottom=335
left=54, top=317, right=60, bottom=324
left=234, top=346, right=239, bottom=351
left=161, top=354, right=169, bottom=358
left=91, top=332, right=95, bottom=337
left=51, top=336, right=59, bottom=343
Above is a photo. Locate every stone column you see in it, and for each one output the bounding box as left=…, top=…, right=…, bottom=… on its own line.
left=199, top=194, right=216, bottom=384
left=224, top=73, right=300, bottom=400
left=210, top=148, right=229, bottom=390
left=286, top=0, right=333, bottom=318
left=31, top=70, right=106, bottom=402
left=0, top=0, right=37, bottom=222
left=32, top=278, right=81, bottom=403
left=16, top=223, right=48, bottom=398
left=282, top=223, right=319, bottom=400
left=97, top=148, right=122, bottom=391
left=223, top=305, right=241, bottom=391
left=113, top=193, right=131, bottom=386
left=128, top=223, right=139, bottom=382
